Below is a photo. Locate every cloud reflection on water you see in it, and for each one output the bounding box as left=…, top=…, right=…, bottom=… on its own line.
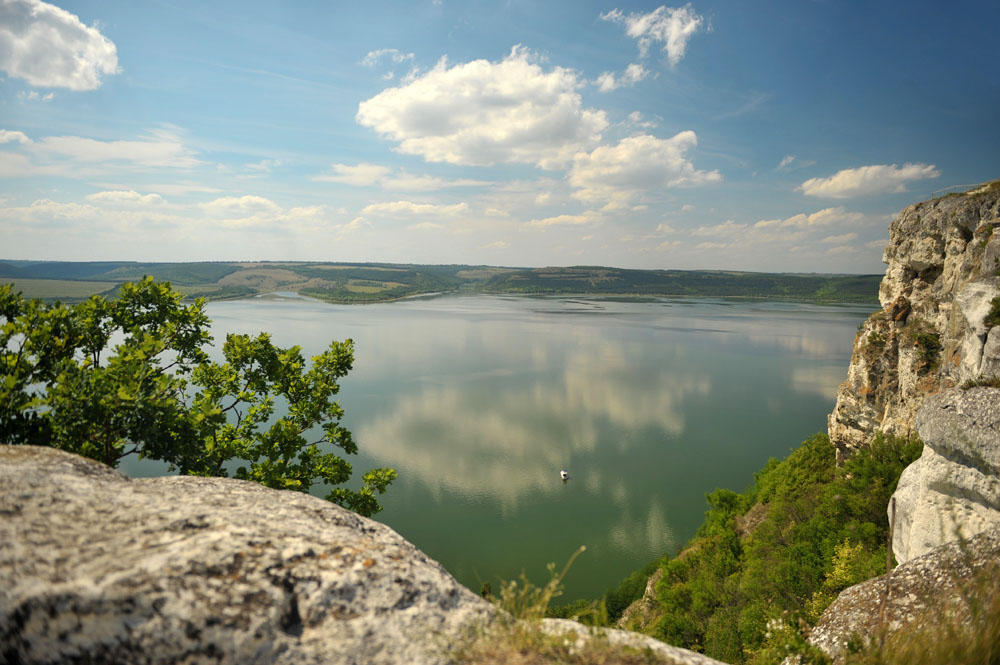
left=357, top=336, right=710, bottom=510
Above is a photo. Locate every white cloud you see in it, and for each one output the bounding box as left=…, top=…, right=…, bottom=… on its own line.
left=753, top=206, right=864, bottom=229
left=34, top=129, right=201, bottom=168
left=799, top=163, right=940, bottom=198
left=360, top=200, right=468, bottom=216
left=569, top=131, right=721, bottom=208
left=778, top=154, right=796, bottom=168
left=480, top=240, right=510, bottom=249
left=525, top=211, right=600, bottom=228
left=17, top=90, right=54, bottom=102
left=245, top=159, right=281, bottom=173
left=408, top=221, right=444, bottom=231
left=313, top=163, right=488, bottom=191
left=691, top=220, right=747, bottom=237
left=0, top=129, right=32, bottom=145
left=381, top=173, right=488, bottom=191
left=821, top=232, right=858, bottom=244
left=601, top=4, right=704, bottom=65
left=0, top=0, right=119, bottom=90
left=360, top=48, right=415, bottom=67
left=202, top=195, right=281, bottom=217
left=84, top=190, right=165, bottom=207
left=200, top=195, right=336, bottom=230
left=595, top=63, right=648, bottom=91
left=356, top=45, right=608, bottom=169
left=313, top=162, right=392, bottom=186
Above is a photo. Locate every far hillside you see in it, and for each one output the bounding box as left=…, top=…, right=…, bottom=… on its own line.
left=0, top=260, right=882, bottom=304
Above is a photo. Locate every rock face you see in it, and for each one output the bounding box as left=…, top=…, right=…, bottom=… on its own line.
left=828, top=181, right=1000, bottom=461
left=0, top=446, right=724, bottom=665
left=0, top=445, right=493, bottom=665
left=808, top=527, right=1000, bottom=664
left=889, top=387, right=1000, bottom=564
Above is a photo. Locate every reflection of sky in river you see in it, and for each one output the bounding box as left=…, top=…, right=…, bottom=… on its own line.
left=127, top=294, right=873, bottom=601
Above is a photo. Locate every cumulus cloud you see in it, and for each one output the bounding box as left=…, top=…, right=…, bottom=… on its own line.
left=84, top=190, right=165, bottom=207
left=569, top=131, right=721, bottom=208
left=313, top=162, right=392, bottom=186
left=200, top=195, right=334, bottom=230
left=356, top=45, right=608, bottom=169
left=524, top=211, right=601, bottom=228
left=595, top=63, right=648, bottom=91
left=0, top=0, right=119, bottom=90
left=799, top=163, right=940, bottom=198
left=601, top=4, right=704, bottom=65
left=691, top=220, right=746, bottom=237
left=0, top=129, right=32, bottom=144
left=753, top=206, right=864, bottom=230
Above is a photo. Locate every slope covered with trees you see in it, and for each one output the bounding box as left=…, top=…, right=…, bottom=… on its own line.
left=0, top=260, right=881, bottom=304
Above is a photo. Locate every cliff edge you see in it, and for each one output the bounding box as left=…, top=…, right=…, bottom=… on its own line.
left=828, top=181, right=1000, bottom=461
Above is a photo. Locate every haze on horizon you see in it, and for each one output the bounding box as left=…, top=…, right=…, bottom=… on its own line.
left=0, top=0, right=997, bottom=274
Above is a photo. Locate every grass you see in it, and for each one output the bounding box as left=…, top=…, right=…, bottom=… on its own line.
left=452, top=547, right=677, bottom=665
left=2, top=278, right=117, bottom=300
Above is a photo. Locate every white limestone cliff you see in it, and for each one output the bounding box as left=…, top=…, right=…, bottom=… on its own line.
left=828, top=181, right=1000, bottom=462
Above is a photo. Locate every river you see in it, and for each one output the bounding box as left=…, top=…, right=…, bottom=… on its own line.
left=120, top=293, right=872, bottom=602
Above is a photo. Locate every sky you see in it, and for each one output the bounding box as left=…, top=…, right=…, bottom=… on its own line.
left=0, top=0, right=997, bottom=273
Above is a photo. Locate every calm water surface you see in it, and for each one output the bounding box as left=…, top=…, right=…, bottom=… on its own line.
left=122, top=294, right=872, bottom=601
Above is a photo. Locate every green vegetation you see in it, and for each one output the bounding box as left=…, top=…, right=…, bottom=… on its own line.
left=554, top=432, right=921, bottom=665
left=2, top=278, right=118, bottom=300
left=960, top=375, right=1000, bottom=389
left=0, top=260, right=882, bottom=304
left=482, top=267, right=881, bottom=303
left=985, top=295, right=1000, bottom=330
left=0, top=278, right=395, bottom=516
left=455, top=547, right=671, bottom=665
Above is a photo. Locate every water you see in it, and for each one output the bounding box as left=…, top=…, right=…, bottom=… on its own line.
left=120, top=293, right=872, bottom=601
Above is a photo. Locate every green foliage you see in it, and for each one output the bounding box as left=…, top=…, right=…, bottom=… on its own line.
left=985, top=295, right=1000, bottom=330
left=600, top=556, right=666, bottom=624
left=0, top=278, right=395, bottom=516
left=961, top=375, right=1000, bottom=389
left=641, top=432, right=921, bottom=664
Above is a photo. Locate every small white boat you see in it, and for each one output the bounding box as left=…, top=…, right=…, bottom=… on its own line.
left=560, top=469, right=569, bottom=481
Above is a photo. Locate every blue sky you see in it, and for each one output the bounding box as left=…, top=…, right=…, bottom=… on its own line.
left=1, top=0, right=997, bottom=272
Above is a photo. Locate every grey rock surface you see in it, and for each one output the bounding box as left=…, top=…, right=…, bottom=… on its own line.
left=808, top=527, right=1000, bottom=664
left=1, top=446, right=716, bottom=665
left=890, top=387, right=1000, bottom=564
left=827, top=182, right=1000, bottom=461
left=0, top=445, right=494, bottom=665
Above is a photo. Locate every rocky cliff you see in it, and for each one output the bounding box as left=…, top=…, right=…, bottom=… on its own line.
left=0, top=445, right=723, bottom=665
left=889, top=386, right=1000, bottom=564
left=828, top=181, right=1000, bottom=461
